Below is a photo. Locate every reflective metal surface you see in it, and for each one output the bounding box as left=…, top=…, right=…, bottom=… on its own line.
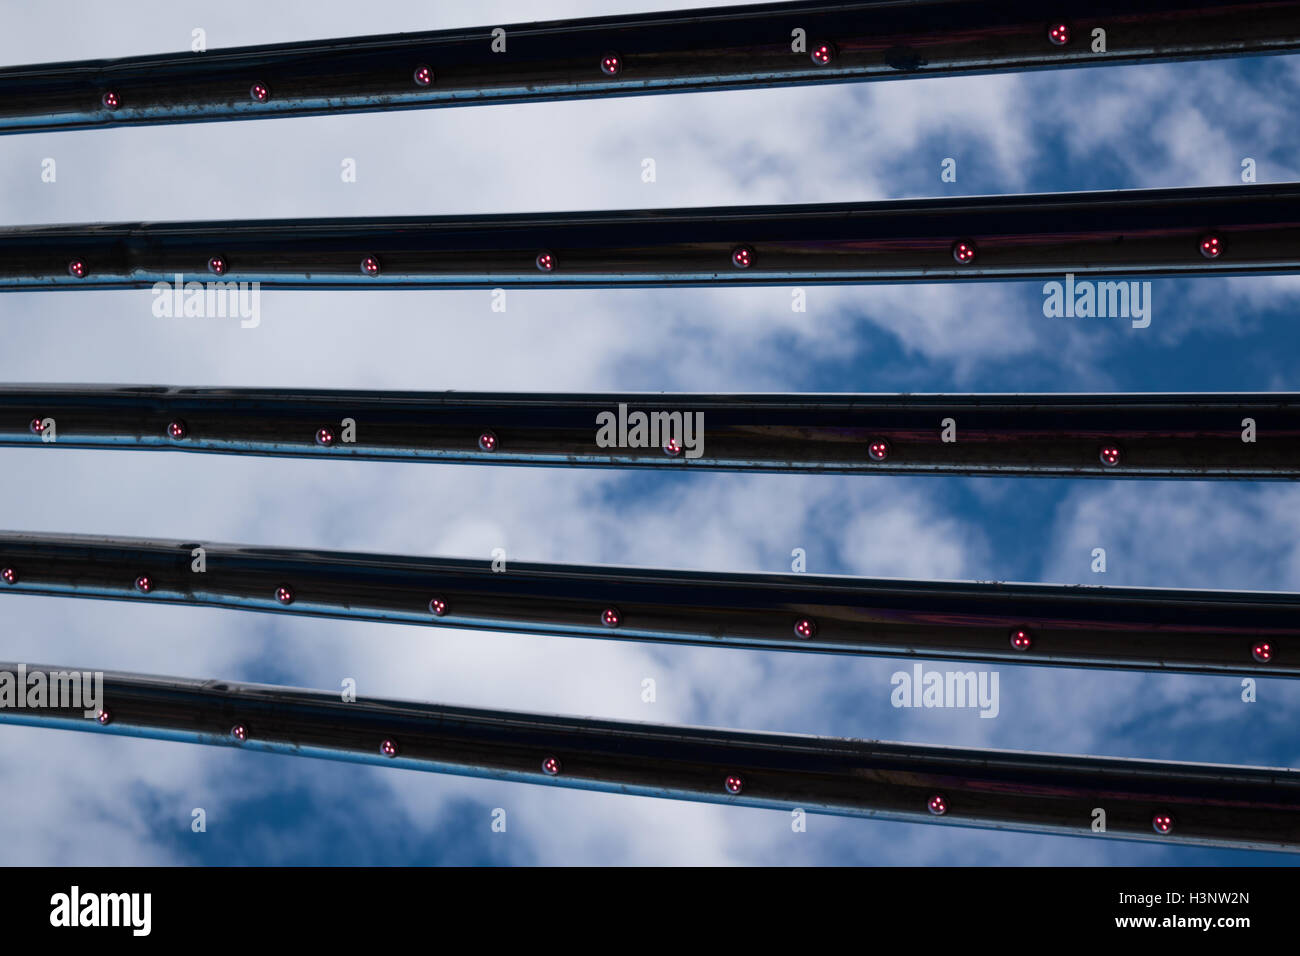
left=2, top=663, right=1295, bottom=851
left=0, top=532, right=1296, bottom=675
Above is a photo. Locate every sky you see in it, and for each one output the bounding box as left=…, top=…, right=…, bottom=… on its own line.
left=0, top=0, right=1299, bottom=865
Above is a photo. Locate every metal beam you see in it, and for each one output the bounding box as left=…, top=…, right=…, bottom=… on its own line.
left=2, top=1, right=1298, bottom=134
left=0, top=532, right=1294, bottom=676
left=0, top=183, right=1292, bottom=289
left=2, top=385, right=1297, bottom=479
left=1, top=663, right=1294, bottom=852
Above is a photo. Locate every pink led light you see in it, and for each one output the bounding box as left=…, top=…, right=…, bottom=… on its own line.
left=67, top=259, right=87, bottom=279
left=96, top=709, right=111, bottom=725
left=1200, top=235, right=1222, bottom=259
left=1152, top=813, right=1173, bottom=835
left=868, top=439, right=890, bottom=462
left=360, top=256, right=381, bottom=277
left=600, top=54, right=622, bottom=76
left=231, top=724, right=248, bottom=742
left=602, top=607, right=621, bottom=628
left=794, top=617, right=816, bottom=640
left=1048, top=23, right=1070, bottom=46
left=663, top=437, right=682, bottom=456
left=275, top=585, right=294, bottom=605
left=134, top=575, right=153, bottom=594
left=724, top=774, right=744, bottom=795
left=316, top=426, right=336, bottom=447
left=429, top=597, right=448, bottom=617
left=811, top=42, right=835, bottom=65
left=536, top=251, right=555, bottom=272
left=101, top=91, right=120, bottom=110
left=250, top=82, right=270, bottom=103
left=928, top=794, right=948, bottom=815
left=413, top=64, right=434, bottom=87
left=1253, top=641, right=1273, bottom=664
left=381, top=739, right=399, bottom=758
left=1010, top=629, right=1033, bottom=650
left=952, top=240, right=976, bottom=264
left=731, top=246, right=753, bottom=269
left=542, top=756, right=561, bottom=775
left=208, top=256, right=227, bottom=276
left=1099, top=444, right=1121, bottom=467
left=1, top=568, right=15, bottom=585
left=168, top=420, right=188, bottom=440
left=28, top=418, right=45, bottom=435
left=478, top=430, right=498, bottom=452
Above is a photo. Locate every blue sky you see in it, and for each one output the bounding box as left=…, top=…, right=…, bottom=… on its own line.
left=0, top=0, right=1298, bottom=865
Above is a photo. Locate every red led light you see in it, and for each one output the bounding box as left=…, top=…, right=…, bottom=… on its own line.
left=134, top=575, right=153, bottom=593
left=1048, top=23, right=1070, bottom=46
left=600, top=54, right=622, bottom=76
left=478, top=430, right=498, bottom=452
left=1010, top=629, right=1033, bottom=650
left=360, top=256, right=381, bottom=276
left=536, top=251, right=555, bottom=272
left=1099, top=444, right=1122, bottom=467
left=275, top=585, right=294, bottom=605
left=928, top=794, right=948, bottom=815
left=794, top=617, right=816, bottom=639
left=663, top=437, right=682, bottom=457
left=96, top=709, right=111, bottom=725
left=1253, top=641, right=1273, bottom=663
left=602, top=607, right=621, bottom=628
left=868, top=439, right=890, bottom=462
left=167, top=420, right=188, bottom=440
left=1152, top=813, right=1173, bottom=835
left=811, top=42, right=835, bottom=65
left=952, top=240, right=976, bottom=264
left=1200, top=235, right=1222, bottom=259
left=102, top=91, right=120, bottom=110
left=1, top=568, right=15, bottom=585
left=724, top=774, right=744, bottom=795
left=208, top=256, right=227, bottom=276
left=731, top=246, right=753, bottom=269
left=29, top=417, right=44, bottom=435
left=542, top=756, right=561, bottom=775
left=413, top=64, right=433, bottom=87
left=231, top=724, right=248, bottom=742
left=250, top=83, right=270, bottom=103
left=316, top=426, right=336, bottom=447
left=381, top=739, right=399, bottom=758
left=67, top=259, right=87, bottom=279
left=429, top=598, right=447, bottom=617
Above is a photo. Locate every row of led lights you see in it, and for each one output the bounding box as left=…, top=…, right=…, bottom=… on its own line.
left=53, top=236, right=1227, bottom=282
left=79, top=702, right=1183, bottom=834
left=21, top=418, right=1139, bottom=467
left=0, top=563, right=1277, bottom=665
left=89, top=21, right=1090, bottom=115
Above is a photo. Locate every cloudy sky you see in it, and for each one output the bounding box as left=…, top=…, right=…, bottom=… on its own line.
left=0, top=0, right=1298, bottom=865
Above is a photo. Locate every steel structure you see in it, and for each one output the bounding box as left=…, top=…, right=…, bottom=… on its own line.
left=0, top=532, right=1294, bottom=676
left=1, top=385, right=1296, bottom=478
left=2, top=184, right=1297, bottom=289
left=1, top=663, right=1295, bottom=852
left=1, top=1, right=1297, bottom=134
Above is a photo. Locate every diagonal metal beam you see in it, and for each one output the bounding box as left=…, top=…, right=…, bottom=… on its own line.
left=2, top=663, right=1295, bottom=852
left=0, top=532, right=1294, bottom=676
left=2, top=0, right=1298, bottom=134
left=0, top=183, right=1291, bottom=289
left=1, top=385, right=1297, bottom=479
